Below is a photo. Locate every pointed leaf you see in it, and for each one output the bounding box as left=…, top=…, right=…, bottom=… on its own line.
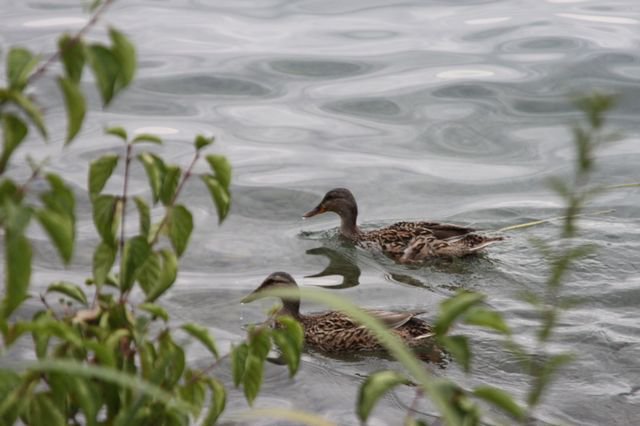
left=464, top=307, right=510, bottom=335
left=194, top=135, right=214, bottom=151
left=30, top=393, right=66, bottom=426
left=109, top=28, right=136, bottom=89
left=93, top=241, right=116, bottom=286
left=120, top=235, right=151, bottom=292
left=357, top=370, right=410, bottom=422
left=201, top=175, right=230, bottom=223
left=473, top=386, right=525, bottom=420
left=6, top=47, right=38, bottom=90
left=89, top=154, right=119, bottom=196
left=231, top=343, right=249, bottom=387
left=0, top=114, right=28, bottom=173
left=203, top=378, right=226, bottom=426
left=138, top=303, right=169, bottom=322
left=36, top=209, right=74, bottom=263
left=133, top=196, right=150, bottom=237
left=179, top=371, right=207, bottom=418
left=138, top=153, right=166, bottom=203
left=435, top=291, right=485, bottom=335
left=58, top=77, right=86, bottom=144
left=440, top=335, right=471, bottom=372
left=46, top=282, right=87, bottom=305
left=272, top=316, right=304, bottom=377
left=205, top=154, right=231, bottom=189
left=105, top=126, right=127, bottom=141
left=243, top=354, right=263, bottom=405
left=92, top=194, right=118, bottom=245
left=41, top=174, right=75, bottom=215
left=160, top=165, right=181, bottom=206
left=138, top=249, right=177, bottom=302
left=181, top=323, right=219, bottom=358
left=168, top=204, right=193, bottom=257
left=58, top=34, right=85, bottom=83
left=132, top=134, right=162, bottom=145
left=87, top=44, right=120, bottom=106
left=8, top=90, right=47, bottom=139
left=3, top=233, right=31, bottom=317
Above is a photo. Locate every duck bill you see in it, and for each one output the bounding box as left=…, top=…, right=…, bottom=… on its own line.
left=240, top=289, right=262, bottom=304
left=303, top=204, right=326, bottom=218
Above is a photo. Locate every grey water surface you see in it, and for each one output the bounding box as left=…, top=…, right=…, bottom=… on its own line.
left=1, top=0, right=640, bottom=424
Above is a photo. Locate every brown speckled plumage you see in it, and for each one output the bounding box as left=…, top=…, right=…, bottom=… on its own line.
left=303, top=188, right=503, bottom=262
left=242, top=272, right=436, bottom=353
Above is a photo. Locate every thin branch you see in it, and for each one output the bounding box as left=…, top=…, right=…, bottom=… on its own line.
left=186, top=352, right=230, bottom=386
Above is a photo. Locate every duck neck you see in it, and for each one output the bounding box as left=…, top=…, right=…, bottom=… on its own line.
left=338, top=205, right=361, bottom=240
left=279, top=298, right=302, bottom=320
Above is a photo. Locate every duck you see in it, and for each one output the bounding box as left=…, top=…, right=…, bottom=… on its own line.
left=241, top=272, right=437, bottom=353
left=303, top=187, right=503, bottom=262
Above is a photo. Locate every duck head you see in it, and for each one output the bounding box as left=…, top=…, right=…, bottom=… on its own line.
left=303, top=188, right=359, bottom=237
left=241, top=272, right=301, bottom=316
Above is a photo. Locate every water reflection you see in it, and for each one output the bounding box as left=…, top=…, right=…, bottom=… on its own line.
left=304, top=246, right=361, bottom=289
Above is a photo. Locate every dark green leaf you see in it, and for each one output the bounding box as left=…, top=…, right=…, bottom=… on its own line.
left=30, top=393, right=66, bottom=426
left=109, top=28, right=136, bottom=89
left=194, top=135, right=214, bottom=151
left=0, top=114, right=28, bottom=173
left=435, top=291, right=485, bottom=335
left=8, top=90, right=47, bottom=139
left=133, top=196, right=151, bottom=238
left=6, top=48, right=38, bottom=90
left=46, top=282, right=87, bottom=305
left=91, top=194, right=119, bottom=245
left=41, top=174, right=75, bottom=216
left=440, top=335, right=471, bottom=373
left=138, top=249, right=177, bottom=302
left=120, top=235, right=151, bottom=292
left=138, top=153, right=166, bottom=203
left=464, top=307, right=510, bottom=335
left=203, top=378, right=226, bottom=426
left=132, top=134, right=162, bottom=145
left=138, top=303, right=168, bottom=322
left=3, top=232, right=32, bottom=317
left=179, top=371, right=206, bottom=418
left=58, top=34, right=85, bottom=83
left=231, top=343, right=249, bottom=387
left=181, top=323, right=219, bottom=358
left=168, top=204, right=193, bottom=257
left=87, top=44, right=120, bottom=106
left=249, top=328, right=271, bottom=360
left=69, top=377, right=100, bottom=426
left=242, top=354, right=263, bottom=405
left=272, top=317, right=304, bottom=377
left=201, top=175, right=230, bottom=223
left=89, top=154, right=119, bottom=196
left=35, top=209, right=74, bottom=263
left=160, top=165, right=181, bottom=205
left=158, top=333, right=186, bottom=387
left=58, top=77, right=86, bottom=144
left=0, top=370, right=21, bottom=403
left=93, top=241, right=116, bottom=286
left=357, top=370, right=409, bottom=422
left=205, top=154, right=231, bottom=189
left=105, top=126, right=127, bottom=141
left=473, top=386, right=525, bottom=420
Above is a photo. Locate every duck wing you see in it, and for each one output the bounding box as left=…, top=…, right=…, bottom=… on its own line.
left=390, top=221, right=476, bottom=239
left=364, top=309, right=427, bottom=329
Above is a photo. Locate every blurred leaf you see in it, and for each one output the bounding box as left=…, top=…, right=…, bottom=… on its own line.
left=105, top=126, right=127, bottom=141
left=109, top=28, right=136, bottom=90
left=205, top=154, right=231, bottom=190
left=158, top=333, right=186, bottom=388
left=160, top=165, right=181, bottom=206
left=272, top=316, right=303, bottom=377
left=41, top=174, right=75, bottom=216
left=29, top=393, right=66, bottom=426
left=35, top=209, right=74, bottom=263
left=179, top=371, right=206, bottom=418
left=133, top=196, right=151, bottom=238
left=473, top=386, right=525, bottom=420
left=249, top=328, right=271, bottom=360
left=138, top=249, right=177, bottom=302
left=138, top=153, right=166, bottom=204
left=69, top=377, right=100, bottom=426
left=527, top=353, right=574, bottom=408
left=58, top=34, right=85, bottom=83
left=6, top=47, right=38, bottom=90
left=202, top=378, right=226, bottom=426
left=194, top=135, right=214, bottom=151
left=120, top=235, right=151, bottom=292
left=92, top=194, right=118, bottom=245
left=8, top=90, right=47, bottom=139
left=435, top=291, right=485, bottom=335
left=93, top=241, right=116, bottom=287
left=201, top=175, right=230, bottom=223
left=168, top=204, right=193, bottom=257
left=89, top=154, right=119, bottom=196
left=138, top=303, right=168, bottom=322
left=181, top=323, right=219, bottom=358
left=440, top=335, right=471, bottom=373
left=46, top=282, right=87, bottom=305
left=232, top=343, right=249, bottom=387
left=87, top=44, right=120, bottom=106
left=464, top=307, right=510, bottom=335
left=243, top=354, right=263, bottom=405
left=0, top=114, right=28, bottom=173
left=0, top=370, right=21, bottom=405
left=132, top=134, right=162, bottom=145
left=3, top=231, right=32, bottom=318
left=357, top=370, right=409, bottom=422
left=58, top=77, right=86, bottom=144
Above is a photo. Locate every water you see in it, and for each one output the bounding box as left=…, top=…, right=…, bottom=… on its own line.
left=2, top=0, right=640, bottom=424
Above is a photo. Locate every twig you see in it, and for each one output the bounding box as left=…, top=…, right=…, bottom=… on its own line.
left=497, top=209, right=615, bottom=232
left=186, top=352, right=230, bottom=386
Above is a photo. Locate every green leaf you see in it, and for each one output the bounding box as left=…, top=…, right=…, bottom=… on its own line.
left=473, top=386, right=525, bottom=420
left=134, top=196, right=151, bottom=238
left=249, top=328, right=271, bottom=360
left=231, top=343, right=249, bottom=387
left=435, top=291, right=485, bottom=335
left=0, top=370, right=21, bottom=403
left=243, top=354, right=263, bottom=405
left=181, top=323, right=219, bottom=358
left=87, top=44, right=120, bottom=106
left=0, top=114, right=28, bottom=173
left=440, top=335, right=471, bottom=372
left=58, top=34, right=85, bottom=83
left=527, top=353, right=574, bottom=407
left=105, top=126, right=127, bottom=141
left=41, top=174, right=75, bottom=215
left=138, top=249, right=177, bottom=302
left=272, top=316, right=304, bottom=377
left=6, top=47, right=39, bottom=90
left=205, top=154, right=231, bottom=190
left=91, top=194, right=119, bottom=245
left=89, top=154, right=119, bottom=196
left=194, top=135, right=214, bottom=151
left=203, top=378, right=226, bottom=426
left=35, top=209, right=74, bottom=263
left=46, top=282, right=87, bottom=305
left=69, top=377, right=100, bottom=426
left=120, top=235, right=151, bottom=292
left=109, top=28, right=136, bottom=89
left=357, top=370, right=409, bottom=422
left=132, top=134, right=162, bottom=145
left=138, top=303, right=168, bottom=322
left=3, top=232, right=32, bottom=317
left=464, top=307, right=510, bottom=335
left=58, top=77, right=86, bottom=144
left=93, top=241, right=116, bottom=286
left=138, top=153, right=166, bottom=203
left=158, top=333, right=186, bottom=388
left=201, top=175, right=230, bottom=223
left=30, top=393, right=66, bottom=426
left=179, top=371, right=207, bottom=418
left=8, top=90, right=47, bottom=139
left=168, top=204, right=193, bottom=257
left=160, top=165, right=181, bottom=206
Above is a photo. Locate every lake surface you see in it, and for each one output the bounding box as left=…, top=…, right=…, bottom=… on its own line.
left=2, top=0, right=640, bottom=424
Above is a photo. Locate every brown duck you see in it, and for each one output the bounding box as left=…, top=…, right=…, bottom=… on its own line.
left=303, top=188, right=503, bottom=262
left=241, top=272, right=436, bottom=353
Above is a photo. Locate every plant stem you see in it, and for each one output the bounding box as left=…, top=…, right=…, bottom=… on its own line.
left=118, top=143, right=132, bottom=303
left=186, top=352, right=230, bottom=386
